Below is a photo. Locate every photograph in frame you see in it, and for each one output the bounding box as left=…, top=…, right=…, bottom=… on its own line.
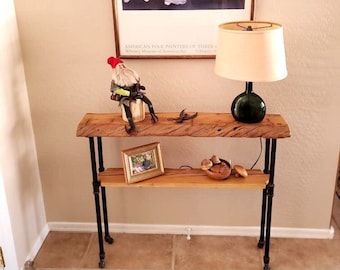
left=121, top=142, right=165, bottom=183
left=112, top=0, right=255, bottom=58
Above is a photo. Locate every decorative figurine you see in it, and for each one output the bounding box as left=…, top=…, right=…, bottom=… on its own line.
left=107, top=57, right=158, bottom=134
left=233, top=164, right=248, bottom=178
left=201, top=155, right=232, bottom=180
left=167, top=109, right=198, bottom=123
left=201, top=155, right=248, bottom=180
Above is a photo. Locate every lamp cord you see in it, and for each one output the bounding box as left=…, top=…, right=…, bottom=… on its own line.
left=250, top=138, right=263, bottom=169
left=179, top=138, right=263, bottom=171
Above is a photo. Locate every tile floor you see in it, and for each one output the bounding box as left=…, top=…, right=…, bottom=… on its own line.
left=33, top=196, right=340, bottom=270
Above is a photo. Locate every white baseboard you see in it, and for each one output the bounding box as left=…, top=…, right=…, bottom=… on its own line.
left=48, top=222, right=334, bottom=239
left=22, top=223, right=49, bottom=270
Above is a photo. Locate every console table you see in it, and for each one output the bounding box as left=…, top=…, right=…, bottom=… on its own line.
left=76, top=112, right=290, bottom=269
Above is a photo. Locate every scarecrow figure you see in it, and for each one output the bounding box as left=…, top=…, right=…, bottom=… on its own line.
left=107, top=57, right=158, bottom=134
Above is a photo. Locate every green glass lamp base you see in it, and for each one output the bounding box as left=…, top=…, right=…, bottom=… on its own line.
left=231, top=82, right=266, bottom=123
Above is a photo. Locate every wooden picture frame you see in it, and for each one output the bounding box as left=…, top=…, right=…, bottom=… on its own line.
left=112, top=0, right=255, bottom=59
left=121, top=142, right=165, bottom=183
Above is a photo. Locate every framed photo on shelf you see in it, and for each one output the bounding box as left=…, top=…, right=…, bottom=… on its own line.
left=121, top=142, right=165, bottom=183
left=112, top=0, right=255, bottom=59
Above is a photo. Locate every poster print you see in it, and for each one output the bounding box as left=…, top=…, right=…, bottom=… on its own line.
left=113, top=0, right=254, bottom=58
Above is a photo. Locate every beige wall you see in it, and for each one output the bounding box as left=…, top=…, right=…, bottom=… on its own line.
left=1, top=0, right=47, bottom=268
left=14, top=0, right=340, bottom=230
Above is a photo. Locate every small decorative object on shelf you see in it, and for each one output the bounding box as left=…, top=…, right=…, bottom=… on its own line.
left=232, top=164, right=248, bottom=178
left=107, top=57, right=158, bottom=134
left=167, top=109, right=198, bottom=123
left=201, top=155, right=248, bottom=180
left=121, top=142, right=164, bottom=184
left=201, top=155, right=232, bottom=180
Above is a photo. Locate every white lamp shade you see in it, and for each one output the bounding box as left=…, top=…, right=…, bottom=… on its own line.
left=215, top=21, right=287, bottom=82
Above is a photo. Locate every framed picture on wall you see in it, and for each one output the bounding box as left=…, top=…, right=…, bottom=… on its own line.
left=112, top=0, right=255, bottom=59
left=121, top=142, right=165, bottom=184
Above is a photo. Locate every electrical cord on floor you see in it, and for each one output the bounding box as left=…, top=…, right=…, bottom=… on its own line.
left=250, top=138, right=263, bottom=170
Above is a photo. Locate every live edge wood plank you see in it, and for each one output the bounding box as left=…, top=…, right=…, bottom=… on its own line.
left=99, top=168, right=269, bottom=189
left=76, top=112, right=290, bottom=139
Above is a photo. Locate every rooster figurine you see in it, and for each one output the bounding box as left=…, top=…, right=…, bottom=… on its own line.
left=107, top=57, right=158, bottom=134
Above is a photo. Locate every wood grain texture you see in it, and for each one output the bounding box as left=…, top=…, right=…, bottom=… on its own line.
left=99, top=168, right=269, bottom=189
left=76, top=112, right=290, bottom=138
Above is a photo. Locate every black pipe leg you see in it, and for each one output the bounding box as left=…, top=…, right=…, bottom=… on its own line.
left=96, top=189, right=105, bottom=269
left=97, top=137, right=105, bottom=172
left=263, top=184, right=274, bottom=270
left=101, top=186, right=114, bottom=244
left=89, top=138, right=106, bottom=268
left=259, top=139, right=270, bottom=249
left=264, top=139, right=271, bottom=174
left=263, top=264, right=271, bottom=270
left=263, top=139, right=277, bottom=270
left=258, top=188, right=267, bottom=248
left=97, top=138, right=114, bottom=245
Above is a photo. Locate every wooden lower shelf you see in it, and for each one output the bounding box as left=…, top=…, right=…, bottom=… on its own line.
left=99, top=168, right=269, bottom=189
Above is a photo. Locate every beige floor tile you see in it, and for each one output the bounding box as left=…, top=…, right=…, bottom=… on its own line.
left=34, top=228, right=340, bottom=270
left=173, top=235, right=263, bottom=270
left=269, top=238, right=340, bottom=270
left=34, top=231, right=92, bottom=268
left=82, top=233, right=173, bottom=269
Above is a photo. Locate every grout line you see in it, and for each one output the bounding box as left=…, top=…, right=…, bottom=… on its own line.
left=80, top=232, right=95, bottom=268
left=171, top=235, right=176, bottom=270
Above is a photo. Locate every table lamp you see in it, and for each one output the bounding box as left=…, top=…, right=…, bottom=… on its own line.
left=215, top=21, right=287, bottom=123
